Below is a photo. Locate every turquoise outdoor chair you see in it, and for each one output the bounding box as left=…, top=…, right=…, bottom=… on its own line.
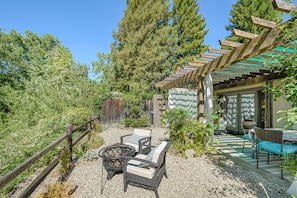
left=254, top=127, right=297, bottom=179
left=242, top=128, right=254, bottom=153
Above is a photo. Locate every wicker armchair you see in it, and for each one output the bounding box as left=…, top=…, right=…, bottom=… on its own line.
left=120, top=128, right=152, bottom=154
left=254, top=127, right=297, bottom=178
left=123, top=141, right=170, bottom=198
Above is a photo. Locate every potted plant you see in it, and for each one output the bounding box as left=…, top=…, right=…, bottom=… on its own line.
left=242, top=117, right=256, bottom=129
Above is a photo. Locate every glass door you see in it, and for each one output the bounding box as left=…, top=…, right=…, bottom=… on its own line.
left=226, top=95, right=238, bottom=132
left=224, top=93, right=257, bottom=134
left=241, top=94, right=255, bottom=122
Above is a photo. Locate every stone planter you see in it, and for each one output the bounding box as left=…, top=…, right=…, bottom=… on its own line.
left=242, top=120, right=256, bottom=129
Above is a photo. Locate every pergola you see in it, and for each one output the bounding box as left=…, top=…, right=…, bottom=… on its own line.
left=156, top=0, right=297, bottom=123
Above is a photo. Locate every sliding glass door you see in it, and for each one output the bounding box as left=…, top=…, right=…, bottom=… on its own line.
left=226, top=95, right=238, bottom=132
left=224, top=93, right=257, bottom=134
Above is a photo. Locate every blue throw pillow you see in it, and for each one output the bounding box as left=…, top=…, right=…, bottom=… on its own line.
left=128, top=134, right=145, bottom=144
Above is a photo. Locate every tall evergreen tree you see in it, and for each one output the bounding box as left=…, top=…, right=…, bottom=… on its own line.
left=111, top=0, right=177, bottom=118
left=172, top=0, right=209, bottom=65
left=225, top=0, right=283, bottom=43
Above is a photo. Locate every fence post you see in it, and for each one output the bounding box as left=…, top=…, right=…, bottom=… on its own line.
left=87, top=116, right=92, bottom=140
left=95, top=115, right=100, bottom=131
left=66, top=124, right=73, bottom=163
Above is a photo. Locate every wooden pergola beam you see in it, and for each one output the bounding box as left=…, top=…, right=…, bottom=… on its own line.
left=155, top=1, right=297, bottom=90
left=208, top=48, right=230, bottom=54
left=188, top=62, right=205, bottom=67
left=219, top=40, right=244, bottom=48
left=200, top=53, right=219, bottom=59
left=272, top=0, right=297, bottom=12
left=251, top=16, right=277, bottom=29
left=233, top=28, right=259, bottom=39
left=193, top=58, right=211, bottom=64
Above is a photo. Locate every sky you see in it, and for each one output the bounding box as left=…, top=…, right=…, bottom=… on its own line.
left=1, top=0, right=296, bottom=70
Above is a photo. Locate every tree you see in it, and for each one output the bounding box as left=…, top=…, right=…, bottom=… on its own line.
left=91, top=52, right=114, bottom=110
left=0, top=29, right=99, bottom=191
left=111, top=0, right=177, bottom=118
left=171, top=0, right=209, bottom=65
left=225, top=0, right=283, bottom=43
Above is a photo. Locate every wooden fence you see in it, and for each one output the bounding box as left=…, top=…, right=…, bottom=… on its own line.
left=0, top=116, right=100, bottom=197
left=101, top=98, right=153, bottom=125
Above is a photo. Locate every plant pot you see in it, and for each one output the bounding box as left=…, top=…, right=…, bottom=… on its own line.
left=242, top=120, right=256, bottom=129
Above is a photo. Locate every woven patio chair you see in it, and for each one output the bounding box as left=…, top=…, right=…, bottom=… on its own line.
left=255, top=127, right=297, bottom=179
left=120, top=128, right=152, bottom=154
left=123, top=141, right=170, bottom=198
left=241, top=120, right=256, bottom=153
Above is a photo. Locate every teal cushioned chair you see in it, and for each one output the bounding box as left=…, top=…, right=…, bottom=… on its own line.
left=255, top=127, right=297, bottom=179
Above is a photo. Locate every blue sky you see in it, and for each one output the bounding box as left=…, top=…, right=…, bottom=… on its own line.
left=1, top=0, right=295, bottom=68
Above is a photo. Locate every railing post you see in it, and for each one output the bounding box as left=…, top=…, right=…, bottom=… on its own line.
left=66, top=124, right=73, bottom=163
left=87, top=116, right=91, bottom=140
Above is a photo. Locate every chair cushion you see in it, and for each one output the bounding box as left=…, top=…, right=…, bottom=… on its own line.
left=125, top=142, right=148, bottom=152
left=127, top=134, right=146, bottom=144
left=259, top=141, right=297, bottom=155
left=128, top=154, right=149, bottom=167
left=126, top=164, right=155, bottom=179
left=145, top=146, right=158, bottom=161
left=152, top=141, right=168, bottom=163
left=134, top=128, right=151, bottom=137
left=243, top=134, right=251, bottom=140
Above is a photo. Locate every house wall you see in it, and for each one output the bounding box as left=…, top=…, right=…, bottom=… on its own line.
left=272, top=79, right=297, bottom=130
left=214, top=79, right=297, bottom=131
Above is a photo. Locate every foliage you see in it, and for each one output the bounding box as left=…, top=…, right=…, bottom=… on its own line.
left=162, top=108, right=189, bottom=132
left=0, top=29, right=101, bottom=195
left=91, top=52, right=113, bottom=111
left=264, top=11, right=297, bottom=127
left=110, top=0, right=177, bottom=119
left=36, top=181, right=72, bottom=198
left=212, top=96, right=227, bottom=126
left=0, top=168, right=35, bottom=196
left=162, top=108, right=213, bottom=157
left=171, top=0, right=209, bottom=65
left=282, top=157, right=297, bottom=178
left=59, top=149, right=72, bottom=176
left=123, top=117, right=149, bottom=127
left=73, top=131, right=104, bottom=159
left=225, top=0, right=283, bottom=43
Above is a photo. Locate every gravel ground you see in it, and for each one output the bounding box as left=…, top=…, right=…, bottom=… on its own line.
left=30, top=127, right=292, bottom=198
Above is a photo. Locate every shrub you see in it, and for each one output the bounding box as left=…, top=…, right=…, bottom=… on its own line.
left=123, top=118, right=149, bottom=127
left=36, top=181, right=71, bottom=198
left=162, top=108, right=213, bottom=157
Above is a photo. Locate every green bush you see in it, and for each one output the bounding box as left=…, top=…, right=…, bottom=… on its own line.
left=123, top=118, right=149, bottom=127
left=162, top=108, right=213, bottom=157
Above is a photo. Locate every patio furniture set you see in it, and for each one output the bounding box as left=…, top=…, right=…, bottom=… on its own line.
left=242, top=127, right=297, bottom=179
left=98, top=128, right=170, bottom=198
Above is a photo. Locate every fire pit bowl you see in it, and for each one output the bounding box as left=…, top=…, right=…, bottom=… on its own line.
left=99, top=144, right=135, bottom=180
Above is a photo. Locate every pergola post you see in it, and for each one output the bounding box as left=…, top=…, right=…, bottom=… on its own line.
left=197, top=77, right=205, bottom=122
left=204, top=74, right=214, bottom=123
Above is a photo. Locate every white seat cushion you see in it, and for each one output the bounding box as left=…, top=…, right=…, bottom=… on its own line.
left=134, top=128, right=151, bottom=137
left=128, top=154, right=147, bottom=166
left=127, top=133, right=146, bottom=144
left=126, top=141, right=168, bottom=179
left=152, top=141, right=168, bottom=163
left=127, top=164, right=155, bottom=179
left=124, top=142, right=148, bottom=152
